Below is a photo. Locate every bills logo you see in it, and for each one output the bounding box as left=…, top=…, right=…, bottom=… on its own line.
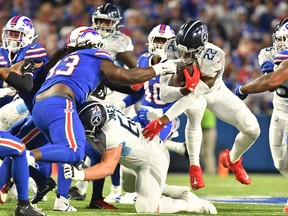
left=23, top=18, right=33, bottom=29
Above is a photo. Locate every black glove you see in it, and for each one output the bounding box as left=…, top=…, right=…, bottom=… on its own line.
left=20, top=59, right=35, bottom=76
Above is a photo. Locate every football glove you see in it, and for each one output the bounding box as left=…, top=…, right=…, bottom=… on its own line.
left=261, top=61, right=274, bottom=75
left=137, top=107, right=150, bottom=125
left=63, top=163, right=85, bottom=181
left=142, top=117, right=165, bottom=141
left=20, top=59, right=35, bottom=76
left=184, top=64, right=201, bottom=92
left=234, top=83, right=248, bottom=100
left=131, top=82, right=144, bottom=91
left=152, top=59, right=182, bottom=76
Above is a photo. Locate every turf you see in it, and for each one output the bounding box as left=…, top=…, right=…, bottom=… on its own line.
left=1, top=173, right=287, bottom=216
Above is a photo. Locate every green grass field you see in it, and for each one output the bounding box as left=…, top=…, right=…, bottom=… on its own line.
left=1, top=173, right=287, bottom=216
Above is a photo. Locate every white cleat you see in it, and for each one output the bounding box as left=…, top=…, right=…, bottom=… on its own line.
left=53, top=195, right=77, bottom=211
left=120, top=192, right=137, bottom=204
left=104, top=186, right=122, bottom=203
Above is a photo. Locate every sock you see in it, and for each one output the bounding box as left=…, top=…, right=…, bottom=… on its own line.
left=158, top=197, right=188, bottom=213
left=12, top=151, right=29, bottom=201
left=163, top=140, right=186, bottom=156
left=91, top=178, right=105, bottom=200
left=57, top=163, right=72, bottom=199
left=111, top=163, right=121, bottom=186
left=185, top=122, right=202, bottom=166
left=75, top=180, right=88, bottom=195
left=0, top=157, right=12, bottom=188
left=18, top=199, right=29, bottom=206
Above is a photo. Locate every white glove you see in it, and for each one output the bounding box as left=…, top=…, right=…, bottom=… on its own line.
left=258, top=47, right=276, bottom=66
left=152, top=59, right=182, bottom=76
left=147, top=108, right=163, bottom=121
left=63, top=163, right=85, bottom=181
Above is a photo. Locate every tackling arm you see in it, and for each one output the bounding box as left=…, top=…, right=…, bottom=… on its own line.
left=241, top=59, right=288, bottom=94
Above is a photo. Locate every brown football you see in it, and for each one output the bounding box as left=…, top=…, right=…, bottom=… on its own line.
left=172, top=63, right=194, bottom=87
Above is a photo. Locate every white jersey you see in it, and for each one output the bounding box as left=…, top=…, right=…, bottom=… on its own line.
left=196, top=42, right=225, bottom=79
left=102, top=31, right=136, bottom=117
left=87, top=105, right=163, bottom=170
left=104, top=31, right=134, bottom=66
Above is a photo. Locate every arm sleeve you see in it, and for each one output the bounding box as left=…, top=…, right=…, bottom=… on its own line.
left=164, top=94, right=193, bottom=121
left=5, top=72, right=33, bottom=92
left=160, top=74, right=184, bottom=103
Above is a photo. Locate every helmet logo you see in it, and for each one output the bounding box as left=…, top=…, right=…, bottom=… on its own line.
left=91, top=106, right=102, bottom=127
left=80, top=28, right=99, bottom=38
left=201, top=32, right=208, bottom=44
left=23, top=18, right=33, bottom=29
left=285, top=23, right=288, bottom=30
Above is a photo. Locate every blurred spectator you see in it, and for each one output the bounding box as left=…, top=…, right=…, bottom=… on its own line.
left=200, top=109, right=217, bottom=174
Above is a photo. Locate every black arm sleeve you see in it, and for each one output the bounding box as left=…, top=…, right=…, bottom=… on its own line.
left=107, top=82, right=137, bottom=94
left=5, top=72, right=33, bottom=92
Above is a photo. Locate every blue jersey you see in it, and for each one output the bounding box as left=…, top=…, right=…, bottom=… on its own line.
left=37, top=48, right=113, bottom=105
left=137, top=53, right=173, bottom=112
left=0, top=43, right=48, bottom=111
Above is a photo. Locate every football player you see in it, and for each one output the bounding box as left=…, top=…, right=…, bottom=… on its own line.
left=63, top=101, right=217, bottom=214
left=0, top=58, right=45, bottom=216
left=28, top=25, right=178, bottom=211
left=235, top=17, right=288, bottom=213
left=142, top=19, right=260, bottom=190
left=69, top=3, right=139, bottom=207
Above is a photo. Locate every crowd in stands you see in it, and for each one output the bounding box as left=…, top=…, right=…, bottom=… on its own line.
left=0, top=0, right=287, bottom=115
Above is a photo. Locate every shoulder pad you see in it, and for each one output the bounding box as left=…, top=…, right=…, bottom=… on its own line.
left=105, top=33, right=134, bottom=54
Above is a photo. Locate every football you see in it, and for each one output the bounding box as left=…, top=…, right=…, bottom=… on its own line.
left=172, top=63, right=194, bottom=87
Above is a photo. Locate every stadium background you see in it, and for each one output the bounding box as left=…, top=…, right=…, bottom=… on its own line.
left=1, top=0, right=287, bottom=173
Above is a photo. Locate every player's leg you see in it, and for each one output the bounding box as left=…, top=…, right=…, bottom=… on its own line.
left=184, top=96, right=207, bottom=190
left=207, top=81, right=260, bottom=184
left=0, top=132, right=45, bottom=215
left=120, top=165, right=137, bottom=204
left=104, top=163, right=122, bottom=203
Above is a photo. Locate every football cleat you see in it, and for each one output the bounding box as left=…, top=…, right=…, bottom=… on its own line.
left=189, top=165, right=205, bottom=190
left=120, top=192, right=137, bottom=204
left=89, top=197, right=118, bottom=209
left=15, top=203, right=45, bottom=216
left=69, top=186, right=86, bottom=201
left=104, top=186, right=122, bottom=203
left=283, top=205, right=288, bottom=213
left=31, top=177, right=56, bottom=204
left=221, top=149, right=251, bottom=185
left=53, top=195, right=77, bottom=211
left=0, top=180, right=14, bottom=204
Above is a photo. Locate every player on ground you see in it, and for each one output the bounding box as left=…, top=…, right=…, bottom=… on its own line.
left=63, top=101, right=217, bottom=214
left=142, top=19, right=260, bottom=190
left=234, top=17, right=288, bottom=213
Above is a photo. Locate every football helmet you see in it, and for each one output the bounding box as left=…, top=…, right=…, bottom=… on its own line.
left=92, top=3, right=121, bottom=38
left=148, top=24, right=175, bottom=58
left=175, top=20, right=208, bottom=64
left=66, top=26, right=104, bottom=48
left=2, top=15, right=37, bottom=53
left=273, top=17, right=288, bottom=52
left=78, top=101, right=107, bottom=137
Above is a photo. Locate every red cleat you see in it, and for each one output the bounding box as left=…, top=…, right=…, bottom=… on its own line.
left=221, top=149, right=251, bottom=185
left=0, top=181, right=14, bottom=204
left=283, top=205, right=288, bottom=213
left=189, top=165, right=205, bottom=190
left=88, top=197, right=118, bottom=209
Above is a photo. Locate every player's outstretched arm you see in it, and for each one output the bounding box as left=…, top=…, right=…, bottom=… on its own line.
left=240, top=59, right=288, bottom=94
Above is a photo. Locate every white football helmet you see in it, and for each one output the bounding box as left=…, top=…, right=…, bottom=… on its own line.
left=2, top=16, right=37, bottom=53
left=148, top=24, right=175, bottom=58
left=92, top=3, right=121, bottom=38
left=66, top=26, right=104, bottom=48
left=273, top=18, right=288, bottom=52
